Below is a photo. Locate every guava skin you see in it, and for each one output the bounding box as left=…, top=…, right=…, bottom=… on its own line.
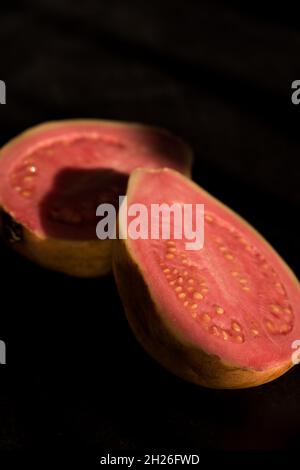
left=0, top=208, right=112, bottom=277
left=113, top=168, right=300, bottom=389
left=0, top=120, right=192, bottom=277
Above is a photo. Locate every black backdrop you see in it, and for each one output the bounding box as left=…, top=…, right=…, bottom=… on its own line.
left=0, top=0, right=299, bottom=462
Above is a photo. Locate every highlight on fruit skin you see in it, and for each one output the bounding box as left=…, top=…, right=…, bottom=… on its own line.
left=0, top=119, right=193, bottom=277
left=113, top=168, right=300, bottom=389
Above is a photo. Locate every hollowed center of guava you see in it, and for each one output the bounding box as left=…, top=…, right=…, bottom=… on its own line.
left=7, top=136, right=130, bottom=238
left=0, top=123, right=190, bottom=240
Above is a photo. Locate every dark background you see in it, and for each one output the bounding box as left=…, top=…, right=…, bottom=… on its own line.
left=0, top=0, right=299, bottom=462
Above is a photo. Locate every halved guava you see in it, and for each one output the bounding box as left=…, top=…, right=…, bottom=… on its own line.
left=0, top=120, right=192, bottom=277
left=113, top=168, right=300, bottom=388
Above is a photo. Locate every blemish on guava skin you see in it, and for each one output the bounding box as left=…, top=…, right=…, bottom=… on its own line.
left=1, top=212, right=23, bottom=243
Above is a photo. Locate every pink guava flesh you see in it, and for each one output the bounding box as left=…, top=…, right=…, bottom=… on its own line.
left=123, top=169, right=300, bottom=371
left=0, top=121, right=191, bottom=240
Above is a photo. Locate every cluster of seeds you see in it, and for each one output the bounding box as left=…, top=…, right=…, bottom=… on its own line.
left=160, top=240, right=208, bottom=310
left=263, top=304, right=294, bottom=335
left=205, top=211, right=295, bottom=337
left=214, top=236, right=235, bottom=262
left=10, top=158, right=38, bottom=199
left=159, top=240, right=247, bottom=343
left=230, top=271, right=251, bottom=292
left=158, top=211, right=295, bottom=344
left=9, top=137, right=123, bottom=225
left=237, top=239, right=294, bottom=336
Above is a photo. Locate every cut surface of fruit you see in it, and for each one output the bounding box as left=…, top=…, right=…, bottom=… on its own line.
left=0, top=120, right=192, bottom=240
left=0, top=120, right=192, bottom=277
left=113, top=168, right=300, bottom=387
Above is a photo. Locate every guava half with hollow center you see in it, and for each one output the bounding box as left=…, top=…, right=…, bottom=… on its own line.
left=0, top=120, right=192, bottom=277
left=113, top=168, right=300, bottom=389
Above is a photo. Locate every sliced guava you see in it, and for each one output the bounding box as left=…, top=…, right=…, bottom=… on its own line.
left=113, top=168, right=300, bottom=388
left=0, top=120, right=192, bottom=276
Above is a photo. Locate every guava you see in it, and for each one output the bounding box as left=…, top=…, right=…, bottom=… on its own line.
left=113, top=168, right=300, bottom=389
left=0, top=120, right=192, bottom=277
